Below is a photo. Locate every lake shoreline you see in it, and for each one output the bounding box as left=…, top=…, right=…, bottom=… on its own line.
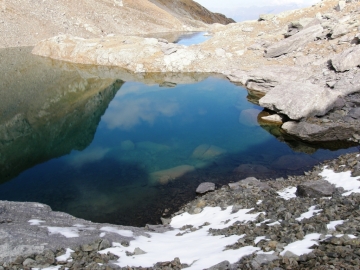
left=1, top=151, right=360, bottom=269
left=1, top=0, right=360, bottom=268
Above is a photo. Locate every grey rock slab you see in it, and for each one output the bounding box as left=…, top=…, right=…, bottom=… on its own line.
left=333, top=73, right=360, bottom=95
left=227, top=70, right=249, bottom=85
left=228, top=177, right=270, bottom=190
left=22, top=258, right=37, bottom=268
left=252, top=254, right=279, bottom=268
left=196, top=182, right=215, bottom=194
left=331, top=45, right=360, bottom=72
left=282, top=251, right=299, bottom=259
left=261, top=114, right=284, bottom=124
left=281, top=120, right=360, bottom=141
left=331, top=23, right=350, bottom=39
left=133, top=247, right=146, bottom=255
left=335, top=1, right=346, bottom=11
left=207, top=260, right=230, bottom=270
left=349, top=107, right=360, bottom=119
left=259, top=82, right=342, bottom=120
left=296, top=180, right=336, bottom=197
left=259, top=14, right=275, bottom=21
left=265, top=24, right=324, bottom=58
left=0, top=200, right=151, bottom=263
left=351, top=162, right=360, bottom=177
left=244, top=66, right=311, bottom=93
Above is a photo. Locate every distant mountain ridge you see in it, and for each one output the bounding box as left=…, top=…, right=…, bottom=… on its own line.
left=149, top=0, right=235, bottom=25
left=0, top=0, right=233, bottom=48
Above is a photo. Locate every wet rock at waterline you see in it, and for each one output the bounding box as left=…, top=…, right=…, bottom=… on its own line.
left=196, top=182, right=215, bottom=194
left=261, top=114, right=284, bottom=125
left=259, top=82, right=342, bottom=120
left=233, top=164, right=274, bottom=178
left=228, top=177, right=270, bottom=191
left=282, top=120, right=360, bottom=142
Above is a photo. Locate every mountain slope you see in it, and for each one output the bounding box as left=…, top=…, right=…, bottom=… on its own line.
left=0, top=0, right=231, bottom=48
left=149, top=0, right=235, bottom=25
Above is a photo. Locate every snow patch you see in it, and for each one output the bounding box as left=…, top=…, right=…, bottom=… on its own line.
left=254, top=236, right=267, bottom=244
left=100, top=232, right=106, bottom=237
left=327, top=220, right=344, bottom=231
left=28, top=219, right=45, bottom=226
left=280, top=233, right=321, bottom=256
left=267, top=221, right=281, bottom=226
left=47, top=227, right=80, bottom=238
left=277, top=187, right=297, bottom=200
left=56, top=248, right=74, bottom=262
left=320, top=167, right=360, bottom=196
left=171, top=206, right=263, bottom=229
left=100, top=206, right=262, bottom=269
left=33, top=266, right=63, bottom=270
left=295, top=206, right=322, bottom=221
left=100, top=227, right=134, bottom=237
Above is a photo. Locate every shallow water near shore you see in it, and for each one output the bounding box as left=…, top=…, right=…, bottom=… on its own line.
left=142, top=31, right=210, bottom=45
left=0, top=47, right=358, bottom=227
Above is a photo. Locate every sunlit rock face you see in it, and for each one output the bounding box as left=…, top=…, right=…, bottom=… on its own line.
left=0, top=47, right=122, bottom=183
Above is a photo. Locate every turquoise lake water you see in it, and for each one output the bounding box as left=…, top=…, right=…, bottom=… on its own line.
left=0, top=40, right=357, bottom=226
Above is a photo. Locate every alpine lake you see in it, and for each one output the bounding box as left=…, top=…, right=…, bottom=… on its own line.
left=0, top=32, right=357, bottom=226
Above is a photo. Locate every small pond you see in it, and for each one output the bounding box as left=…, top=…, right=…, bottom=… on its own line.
left=142, top=31, right=210, bottom=46
left=0, top=47, right=357, bottom=227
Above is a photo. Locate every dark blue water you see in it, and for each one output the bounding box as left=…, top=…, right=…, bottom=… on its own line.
left=0, top=47, right=357, bottom=226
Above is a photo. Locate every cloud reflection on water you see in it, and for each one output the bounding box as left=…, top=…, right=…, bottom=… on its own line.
left=68, top=147, right=110, bottom=168
left=103, top=85, right=180, bottom=130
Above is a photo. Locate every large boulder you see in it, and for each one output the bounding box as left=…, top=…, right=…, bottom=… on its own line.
left=333, top=72, right=360, bottom=95
left=281, top=121, right=360, bottom=142
left=296, top=180, right=336, bottom=198
left=265, top=25, right=324, bottom=58
left=241, top=66, right=311, bottom=94
left=331, top=45, right=360, bottom=72
left=259, top=82, right=342, bottom=120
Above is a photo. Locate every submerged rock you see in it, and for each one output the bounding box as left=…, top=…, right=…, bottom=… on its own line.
left=239, top=109, right=261, bottom=127
left=150, top=165, right=195, bottom=184
left=136, top=141, right=170, bottom=152
left=191, top=144, right=227, bottom=160
left=120, top=140, right=135, bottom=151
left=271, top=155, right=317, bottom=171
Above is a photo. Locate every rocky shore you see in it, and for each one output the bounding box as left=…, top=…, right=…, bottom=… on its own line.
left=31, top=0, right=360, bottom=145
left=1, top=1, right=360, bottom=269
left=1, top=151, right=360, bottom=269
